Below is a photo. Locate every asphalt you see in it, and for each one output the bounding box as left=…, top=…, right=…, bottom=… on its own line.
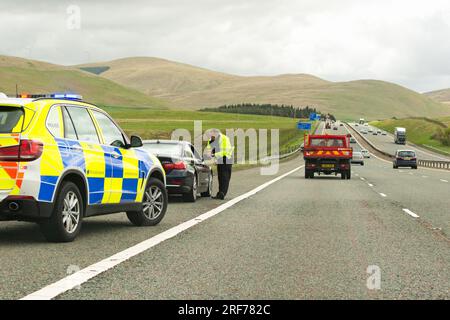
left=0, top=122, right=449, bottom=299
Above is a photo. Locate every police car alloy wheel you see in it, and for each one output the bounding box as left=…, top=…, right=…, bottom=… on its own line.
left=127, top=178, right=168, bottom=226
left=143, top=185, right=164, bottom=220
left=39, top=181, right=84, bottom=243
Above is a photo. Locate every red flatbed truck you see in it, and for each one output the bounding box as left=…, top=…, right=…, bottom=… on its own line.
left=303, top=134, right=353, bottom=179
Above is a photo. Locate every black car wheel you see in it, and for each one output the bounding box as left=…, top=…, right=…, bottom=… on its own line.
left=201, top=171, right=213, bottom=197
left=183, top=174, right=198, bottom=202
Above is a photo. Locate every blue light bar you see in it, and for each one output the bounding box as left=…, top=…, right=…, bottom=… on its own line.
left=50, top=93, right=83, bottom=100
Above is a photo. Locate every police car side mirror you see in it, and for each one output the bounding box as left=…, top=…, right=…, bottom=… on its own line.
left=130, top=135, right=143, bottom=148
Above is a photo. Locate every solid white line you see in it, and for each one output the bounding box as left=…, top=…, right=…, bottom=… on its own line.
left=21, top=165, right=304, bottom=300
left=379, top=193, right=387, bottom=197
left=422, top=176, right=428, bottom=178
left=402, top=208, right=420, bottom=218
left=440, top=179, right=448, bottom=183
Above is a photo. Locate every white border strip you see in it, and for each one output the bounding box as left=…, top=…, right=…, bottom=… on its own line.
left=21, top=165, right=304, bottom=300
left=402, top=208, right=420, bottom=218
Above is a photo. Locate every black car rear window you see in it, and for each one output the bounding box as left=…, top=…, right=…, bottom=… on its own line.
left=143, top=143, right=183, bottom=156
left=398, top=151, right=415, bottom=157
left=0, top=107, right=24, bottom=133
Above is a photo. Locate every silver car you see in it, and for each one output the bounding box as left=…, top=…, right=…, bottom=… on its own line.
left=361, top=149, right=370, bottom=158
left=351, top=152, right=364, bottom=165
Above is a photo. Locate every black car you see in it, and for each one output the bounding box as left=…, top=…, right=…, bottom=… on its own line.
left=393, top=150, right=417, bottom=169
left=142, top=140, right=213, bottom=202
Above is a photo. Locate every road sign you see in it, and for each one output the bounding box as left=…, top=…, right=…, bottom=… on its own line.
left=309, top=113, right=316, bottom=121
left=298, top=122, right=312, bottom=130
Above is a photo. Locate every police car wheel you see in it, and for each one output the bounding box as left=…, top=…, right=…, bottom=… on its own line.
left=183, top=174, right=198, bottom=202
left=127, top=178, right=167, bottom=226
left=39, top=181, right=83, bottom=243
left=201, top=172, right=213, bottom=197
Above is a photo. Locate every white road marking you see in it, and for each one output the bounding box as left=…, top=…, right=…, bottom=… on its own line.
left=360, top=177, right=365, bottom=181
left=422, top=176, right=428, bottom=178
left=402, top=208, right=420, bottom=218
left=368, top=183, right=374, bottom=187
left=440, top=179, right=449, bottom=183
left=379, top=193, right=387, bottom=197
left=355, top=173, right=359, bottom=177
left=21, top=165, right=304, bottom=300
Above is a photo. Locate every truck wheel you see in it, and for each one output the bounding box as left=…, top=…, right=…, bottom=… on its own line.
left=39, top=181, right=83, bottom=243
left=127, top=178, right=168, bottom=226
left=304, top=170, right=309, bottom=179
left=346, top=170, right=351, bottom=179
left=341, top=172, right=346, bottom=179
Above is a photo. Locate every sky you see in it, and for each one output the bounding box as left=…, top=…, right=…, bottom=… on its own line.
left=1, top=0, right=450, bottom=92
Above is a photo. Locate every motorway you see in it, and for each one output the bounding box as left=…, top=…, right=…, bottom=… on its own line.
left=0, top=122, right=449, bottom=299
left=348, top=123, right=450, bottom=161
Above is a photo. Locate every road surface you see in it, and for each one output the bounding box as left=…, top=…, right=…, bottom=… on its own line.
left=0, top=122, right=448, bottom=300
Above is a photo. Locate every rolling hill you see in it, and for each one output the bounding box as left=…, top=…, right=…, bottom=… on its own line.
left=0, top=55, right=168, bottom=109
left=425, top=88, right=450, bottom=105
left=77, top=57, right=450, bottom=120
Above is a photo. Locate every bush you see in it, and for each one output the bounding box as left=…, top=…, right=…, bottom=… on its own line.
left=433, top=127, right=450, bottom=146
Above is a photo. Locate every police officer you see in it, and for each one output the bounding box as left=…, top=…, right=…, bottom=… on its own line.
left=206, top=129, right=234, bottom=200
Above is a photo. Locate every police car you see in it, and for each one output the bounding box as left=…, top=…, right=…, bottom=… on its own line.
left=0, top=93, right=168, bottom=242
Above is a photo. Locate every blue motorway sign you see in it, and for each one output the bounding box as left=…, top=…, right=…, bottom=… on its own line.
left=297, top=122, right=312, bottom=130
left=309, top=113, right=317, bottom=121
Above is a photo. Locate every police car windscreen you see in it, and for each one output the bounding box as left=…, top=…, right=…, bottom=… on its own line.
left=0, top=107, right=24, bottom=133
left=143, top=143, right=183, bottom=156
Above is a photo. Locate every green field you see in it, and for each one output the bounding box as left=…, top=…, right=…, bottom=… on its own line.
left=370, top=117, right=450, bottom=154
left=101, top=106, right=313, bottom=158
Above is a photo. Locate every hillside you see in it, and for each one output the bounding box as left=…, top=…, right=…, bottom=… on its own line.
left=78, top=57, right=450, bottom=119
left=425, top=88, right=450, bottom=105
left=0, top=55, right=168, bottom=108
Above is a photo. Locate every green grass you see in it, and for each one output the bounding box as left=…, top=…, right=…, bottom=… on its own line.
left=101, top=106, right=313, bottom=159
left=370, top=117, right=450, bottom=154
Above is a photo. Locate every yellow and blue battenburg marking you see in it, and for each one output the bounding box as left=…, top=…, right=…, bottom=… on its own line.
left=38, top=138, right=153, bottom=205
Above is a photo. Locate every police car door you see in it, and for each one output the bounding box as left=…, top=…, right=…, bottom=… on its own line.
left=90, top=110, right=139, bottom=204
left=64, top=106, right=109, bottom=205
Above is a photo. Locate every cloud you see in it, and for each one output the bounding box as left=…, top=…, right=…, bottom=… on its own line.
left=0, top=0, right=449, bottom=92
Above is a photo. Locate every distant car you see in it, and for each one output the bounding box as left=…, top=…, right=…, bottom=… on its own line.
left=361, top=129, right=368, bottom=134
left=351, top=152, right=364, bottom=165
left=333, top=126, right=338, bottom=130
left=355, top=123, right=359, bottom=127
left=373, top=132, right=378, bottom=135
left=350, top=137, right=357, bottom=143
left=142, top=140, right=213, bottom=202
left=368, top=128, right=373, bottom=133
left=364, top=123, right=368, bottom=126
left=361, top=149, right=370, bottom=158
left=377, top=130, right=382, bottom=134
left=393, top=150, right=417, bottom=169
left=340, top=123, right=344, bottom=126
left=382, top=131, right=387, bottom=136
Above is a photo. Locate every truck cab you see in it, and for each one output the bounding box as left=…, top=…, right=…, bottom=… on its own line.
left=394, top=127, right=406, bottom=144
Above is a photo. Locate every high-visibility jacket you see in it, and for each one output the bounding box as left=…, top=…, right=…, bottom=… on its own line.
left=207, top=134, right=234, bottom=160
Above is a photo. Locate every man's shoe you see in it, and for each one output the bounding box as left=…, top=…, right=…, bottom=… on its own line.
left=212, top=192, right=225, bottom=200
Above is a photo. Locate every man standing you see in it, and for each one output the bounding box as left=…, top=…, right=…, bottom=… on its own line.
left=206, top=129, right=234, bottom=200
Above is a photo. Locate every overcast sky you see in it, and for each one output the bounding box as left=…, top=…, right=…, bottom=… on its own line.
left=1, top=0, right=450, bottom=92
